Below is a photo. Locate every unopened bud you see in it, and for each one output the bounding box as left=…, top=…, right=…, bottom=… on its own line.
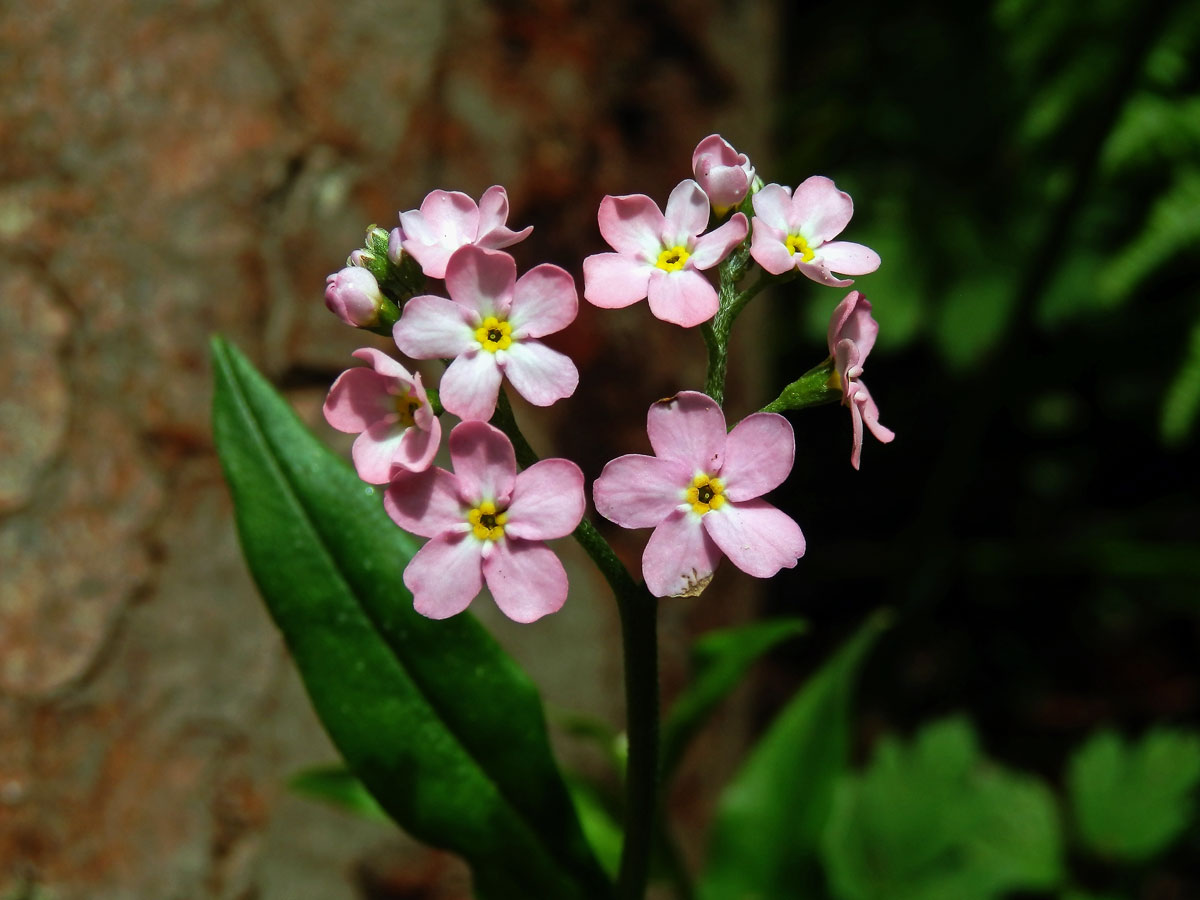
left=325, top=266, right=388, bottom=328
left=347, top=248, right=374, bottom=268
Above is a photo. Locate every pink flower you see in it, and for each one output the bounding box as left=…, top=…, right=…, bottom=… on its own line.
left=828, top=291, right=895, bottom=469
left=399, top=185, right=532, bottom=279
left=325, top=266, right=387, bottom=327
left=392, top=245, right=579, bottom=422
left=323, top=348, right=441, bottom=483
left=384, top=421, right=585, bottom=622
left=692, top=134, right=756, bottom=215
left=582, top=179, right=749, bottom=328
left=593, top=391, right=805, bottom=598
left=750, top=178, right=881, bottom=287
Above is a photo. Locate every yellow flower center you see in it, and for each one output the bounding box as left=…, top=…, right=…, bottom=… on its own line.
left=468, top=500, right=508, bottom=541
left=474, top=316, right=513, bottom=353
left=393, top=390, right=421, bottom=428
left=786, top=234, right=815, bottom=263
left=685, top=474, right=726, bottom=516
left=656, top=245, right=690, bottom=272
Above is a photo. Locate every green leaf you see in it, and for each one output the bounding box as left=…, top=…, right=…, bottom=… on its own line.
left=1068, top=727, right=1200, bottom=862
left=1162, top=315, right=1200, bottom=446
left=661, top=618, right=808, bottom=778
left=822, top=718, right=1063, bottom=900
left=288, top=764, right=391, bottom=823
left=566, top=776, right=624, bottom=880
left=210, top=337, right=609, bottom=900
left=698, top=612, right=890, bottom=900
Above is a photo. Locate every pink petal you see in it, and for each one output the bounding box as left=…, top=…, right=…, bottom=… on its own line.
left=642, top=508, right=723, bottom=598
left=350, top=347, right=417, bottom=385
left=475, top=185, right=533, bottom=250
left=509, top=263, right=578, bottom=338
left=393, top=415, right=442, bottom=473
left=749, top=218, right=796, bottom=276
left=501, top=341, right=578, bottom=407
left=690, top=213, right=749, bottom=270
left=324, top=367, right=391, bottom=434
left=593, top=454, right=691, bottom=529
left=392, top=295, right=476, bottom=359
left=827, top=291, right=869, bottom=356
left=483, top=539, right=568, bottom=623
left=583, top=252, right=652, bottom=309
left=662, top=179, right=710, bottom=243
left=352, top=421, right=408, bottom=484
left=847, top=391, right=865, bottom=471
left=750, top=183, right=794, bottom=231
left=702, top=499, right=805, bottom=578
left=399, top=190, right=481, bottom=279
left=833, top=338, right=863, bottom=401
left=720, top=413, right=796, bottom=501
left=817, top=241, right=881, bottom=278
left=692, top=134, right=753, bottom=210
left=795, top=258, right=854, bottom=288
left=856, top=381, right=895, bottom=445
left=646, top=268, right=719, bottom=328
left=646, top=391, right=726, bottom=472
left=597, top=194, right=666, bottom=258
left=405, top=533, right=484, bottom=619
left=505, top=458, right=586, bottom=540
left=448, top=420, right=516, bottom=505
left=384, top=467, right=467, bottom=538
left=438, top=350, right=504, bottom=422
left=444, top=246, right=516, bottom=320
left=793, top=175, right=853, bottom=244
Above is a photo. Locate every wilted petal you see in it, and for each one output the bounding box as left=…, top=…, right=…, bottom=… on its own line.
left=642, top=509, right=723, bottom=598
left=593, top=454, right=691, bottom=529
left=720, top=413, right=796, bottom=501
left=405, top=533, right=484, bottom=619
left=484, top=539, right=568, bottom=623
left=702, top=499, right=805, bottom=578
left=647, top=391, right=727, bottom=472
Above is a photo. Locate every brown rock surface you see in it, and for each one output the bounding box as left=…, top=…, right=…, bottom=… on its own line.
left=1, top=1, right=776, bottom=896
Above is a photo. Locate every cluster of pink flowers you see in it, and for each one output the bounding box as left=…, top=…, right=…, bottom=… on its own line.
left=320, top=134, right=894, bottom=620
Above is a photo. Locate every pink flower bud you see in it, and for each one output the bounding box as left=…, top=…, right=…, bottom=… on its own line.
left=325, top=266, right=385, bottom=328
left=692, top=134, right=756, bottom=215
left=388, top=226, right=404, bottom=265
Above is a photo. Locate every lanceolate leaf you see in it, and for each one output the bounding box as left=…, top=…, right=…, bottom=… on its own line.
left=699, top=613, right=890, bottom=900
left=211, top=336, right=609, bottom=900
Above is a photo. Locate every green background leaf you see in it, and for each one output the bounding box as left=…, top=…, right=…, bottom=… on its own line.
left=210, top=337, right=609, bottom=900
left=698, top=613, right=889, bottom=900
left=288, top=764, right=390, bottom=823
left=822, top=717, right=1062, bottom=900
left=1068, top=728, right=1200, bottom=863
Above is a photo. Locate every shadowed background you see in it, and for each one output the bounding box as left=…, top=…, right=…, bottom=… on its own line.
left=2, top=0, right=1198, bottom=898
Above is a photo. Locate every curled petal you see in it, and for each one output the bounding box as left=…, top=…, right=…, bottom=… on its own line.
left=439, top=350, right=503, bottom=422
left=793, top=175, right=853, bottom=244
left=384, top=467, right=467, bottom=538
left=690, top=213, right=749, bottom=270
left=502, top=341, right=578, bottom=408
left=392, top=416, right=442, bottom=473
left=448, top=420, right=517, bottom=505
left=720, top=413, right=796, bottom=501
left=392, top=295, right=476, bottom=359
left=833, top=338, right=863, bottom=401
left=444, top=245, right=516, bottom=320
left=646, top=268, right=719, bottom=328
left=662, top=179, right=711, bottom=244
left=642, top=509, right=723, bottom=598
left=505, top=458, right=586, bottom=540
left=509, top=264, right=578, bottom=338
left=817, top=241, right=881, bottom=279
left=597, top=194, right=666, bottom=258
left=702, top=499, right=805, bottom=578
left=583, top=252, right=652, bottom=309
left=827, top=291, right=878, bottom=358
left=856, top=381, right=895, bottom=445
left=794, top=258, right=854, bottom=288
left=352, top=422, right=407, bottom=484
left=350, top=347, right=417, bottom=384
left=483, top=539, right=568, bottom=623
left=405, top=533, right=484, bottom=619
left=476, top=185, right=533, bottom=249
left=647, top=391, right=727, bottom=472
left=323, top=367, right=392, bottom=434
left=593, top=454, right=691, bottom=529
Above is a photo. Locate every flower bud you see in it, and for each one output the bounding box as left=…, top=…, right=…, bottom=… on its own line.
left=388, top=226, right=404, bottom=265
left=347, top=248, right=374, bottom=267
left=324, top=266, right=387, bottom=328
left=692, top=134, right=756, bottom=216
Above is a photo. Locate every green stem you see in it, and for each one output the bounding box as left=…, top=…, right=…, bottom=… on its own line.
left=491, top=390, right=659, bottom=900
